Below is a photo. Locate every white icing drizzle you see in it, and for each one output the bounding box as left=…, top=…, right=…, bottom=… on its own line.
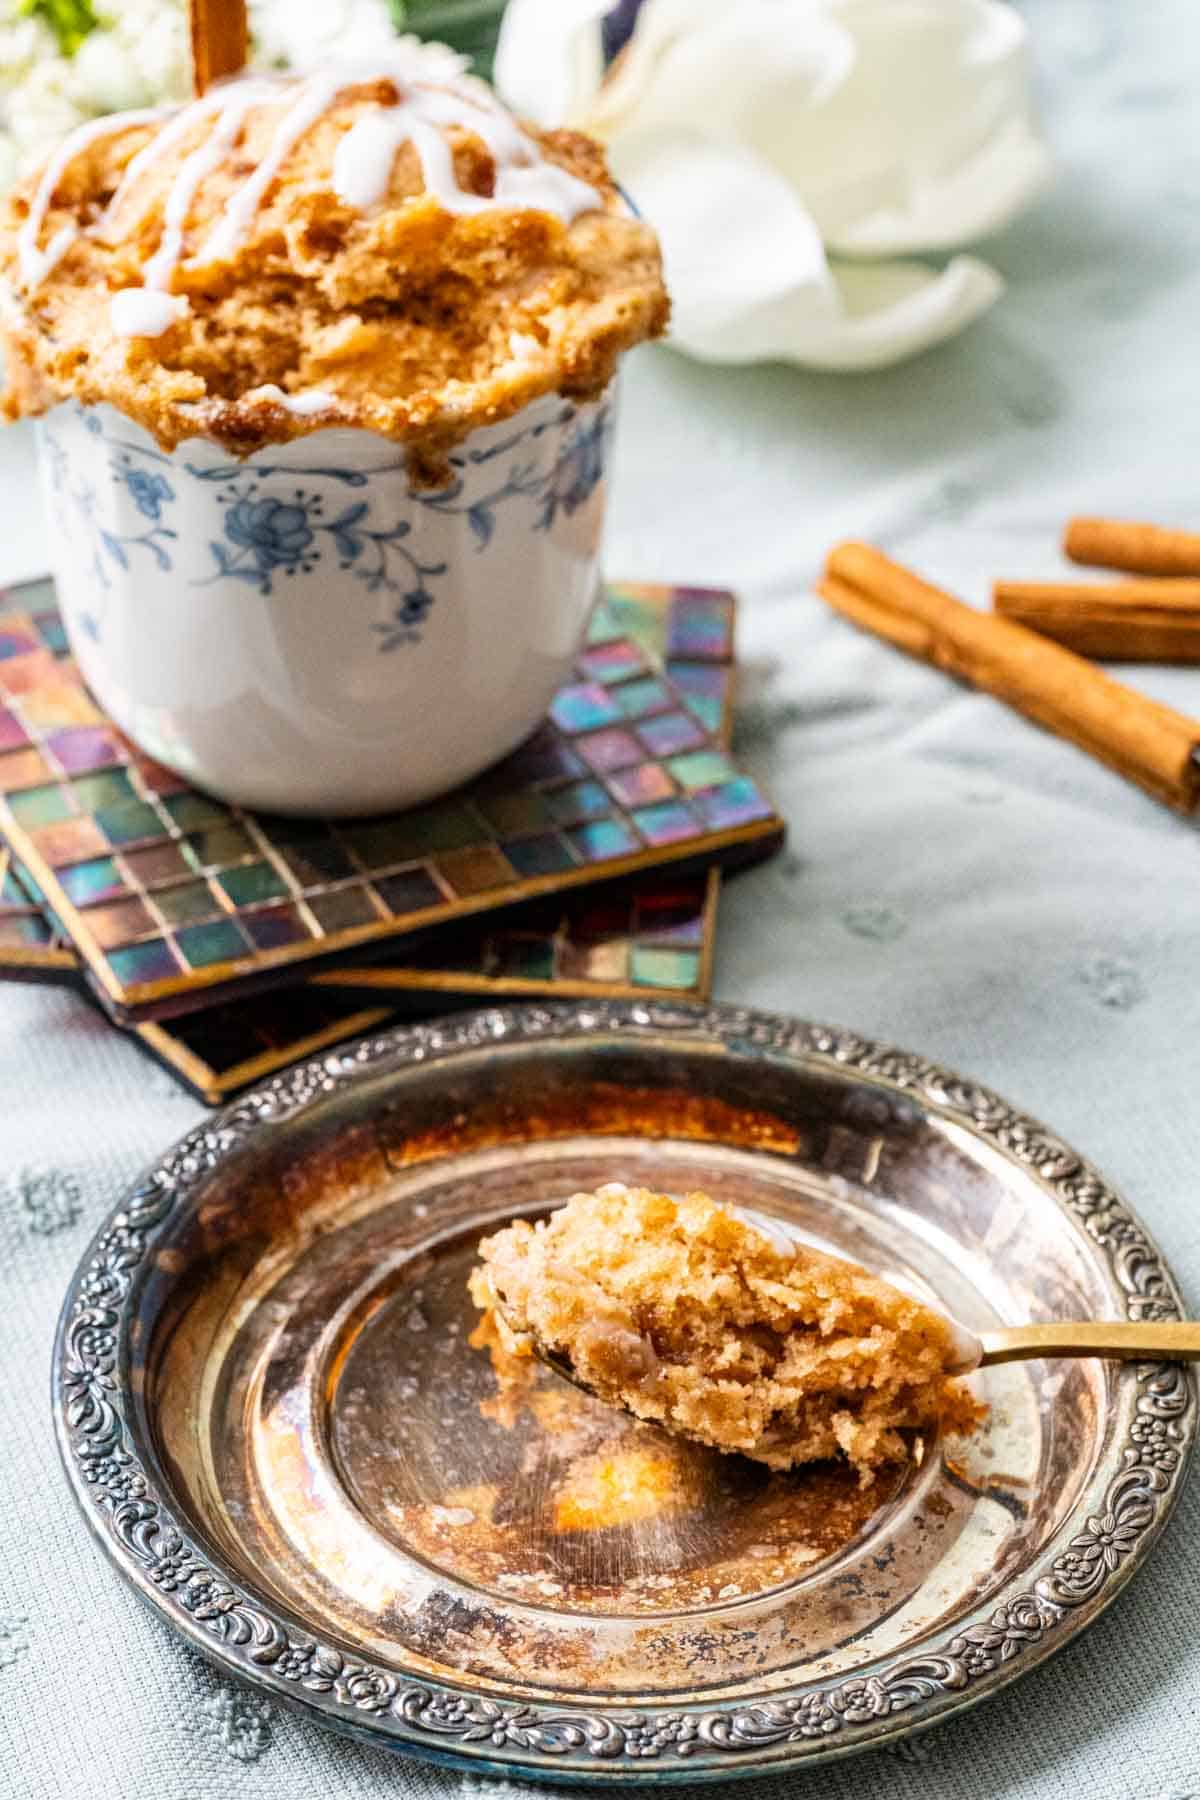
left=101, top=89, right=227, bottom=229
left=19, top=51, right=602, bottom=367
left=196, top=73, right=345, bottom=267
left=110, top=288, right=189, bottom=337
left=332, top=84, right=600, bottom=221
left=17, top=108, right=162, bottom=286
left=143, top=79, right=279, bottom=289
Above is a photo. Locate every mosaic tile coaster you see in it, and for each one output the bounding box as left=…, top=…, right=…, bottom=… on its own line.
left=0, top=842, right=75, bottom=978
left=0, top=581, right=775, bottom=1024
left=319, top=581, right=738, bottom=1005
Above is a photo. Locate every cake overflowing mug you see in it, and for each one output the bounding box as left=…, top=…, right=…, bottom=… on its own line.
left=1, top=46, right=667, bottom=814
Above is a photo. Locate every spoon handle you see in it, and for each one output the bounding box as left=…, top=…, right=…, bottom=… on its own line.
left=978, top=1321, right=1200, bottom=1365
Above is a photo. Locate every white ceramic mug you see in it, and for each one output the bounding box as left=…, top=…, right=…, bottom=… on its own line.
left=35, top=389, right=613, bottom=816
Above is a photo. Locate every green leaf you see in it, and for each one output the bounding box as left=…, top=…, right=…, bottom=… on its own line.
left=395, top=0, right=508, bottom=79
left=19, top=0, right=99, bottom=58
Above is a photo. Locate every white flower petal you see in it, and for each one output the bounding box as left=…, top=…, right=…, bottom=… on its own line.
left=494, top=0, right=609, bottom=128
left=814, top=255, right=1004, bottom=369
left=613, top=129, right=1002, bottom=369
left=832, top=114, right=1053, bottom=254
left=583, top=0, right=1049, bottom=252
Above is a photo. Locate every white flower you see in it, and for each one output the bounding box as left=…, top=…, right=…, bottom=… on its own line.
left=72, top=31, right=151, bottom=114
left=496, top=0, right=1052, bottom=370
left=6, top=58, right=89, bottom=174
left=248, top=0, right=400, bottom=71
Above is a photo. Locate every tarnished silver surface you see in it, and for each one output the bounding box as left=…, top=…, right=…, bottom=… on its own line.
left=52, top=1001, right=1195, bottom=1784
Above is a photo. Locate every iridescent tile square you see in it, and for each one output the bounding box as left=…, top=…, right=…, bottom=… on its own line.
left=612, top=677, right=674, bottom=721
left=95, top=798, right=165, bottom=847
left=307, top=886, right=380, bottom=932
left=28, top=816, right=107, bottom=867
left=636, top=712, right=707, bottom=758
left=0, top=650, right=58, bottom=696
left=122, top=841, right=194, bottom=886
left=0, top=748, right=52, bottom=792
left=81, top=895, right=157, bottom=950
left=631, top=946, right=701, bottom=991
left=281, top=837, right=357, bottom=886
left=0, top=623, right=40, bottom=660
left=185, top=825, right=256, bottom=867
left=693, top=777, right=774, bottom=829
left=549, top=682, right=623, bottom=734
left=57, top=856, right=126, bottom=907
left=667, top=750, right=736, bottom=793
left=7, top=782, right=74, bottom=828
left=175, top=917, right=252, bottom=969
left=606, top=763, right=676, bottom=808
left=631, top=801, right=699, bottom=846
left=69, top=768, right=137, bottom=812
left=667, top=593, right=735, bottom=660
left=501, top=832, right=577, bottom=877
left=576, top=639, right=651, bottom=685
left=48, top=725, right=122, bottom=773
left=106, top=937, right=181, bottom=986
left=436, top=845, right=515, bottom=898
left=545, top=779, right=611, bottom=825
left=576, top=728, right=644, bottom=774
left=217, top=861, right=291, bottom=907
left=667, top=662, right=729, bottom=736
left=475, top=789, right=554, bottom=838
left=558, top=939, right=629, bottom=983
left=567, top=818, right=639, bottom=861
left=242, top=904, right=312, bottom=951
left=162, top=792, right=230, bottom=832
left=372, top=867, right=447, bottom=915
left=0, top=709, right=27, bottom=752
left=149, top=879, right=223, bottom=927
left=18, top=685, right=101, bottom=732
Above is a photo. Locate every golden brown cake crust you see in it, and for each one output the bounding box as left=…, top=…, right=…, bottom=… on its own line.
left=0, top=72, right=667, bottom=474
left=469, top=1184, right=982, bottom=1483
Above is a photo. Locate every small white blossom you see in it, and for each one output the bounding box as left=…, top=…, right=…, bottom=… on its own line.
left=72, top=31, right=151, bottom=113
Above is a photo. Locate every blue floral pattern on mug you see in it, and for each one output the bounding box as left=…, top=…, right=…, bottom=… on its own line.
left=39, top=394, right=611, bottom=653
left=121, top=466, right=173, bottom=522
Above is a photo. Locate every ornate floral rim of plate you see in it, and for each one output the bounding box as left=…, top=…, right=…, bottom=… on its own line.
left=52, top=1001, right=1195, bottom=1783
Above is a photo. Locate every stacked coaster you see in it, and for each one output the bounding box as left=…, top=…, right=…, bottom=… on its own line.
left=0, top=578, right=780, bottom=1101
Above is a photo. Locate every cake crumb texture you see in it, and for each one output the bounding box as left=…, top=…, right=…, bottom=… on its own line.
left=469, top=1184, right=981, bottom=1483
left=0, top=57, right=667, bottom=470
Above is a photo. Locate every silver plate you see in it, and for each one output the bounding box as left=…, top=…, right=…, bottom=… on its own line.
left=53, top=1001, right=1195, bottom=1784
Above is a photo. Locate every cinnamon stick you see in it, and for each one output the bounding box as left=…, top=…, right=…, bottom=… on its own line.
left=190, top=0, right=247, bottom=94
left=994, top=578, right=1200, bottom=661
left=1064, top=517, right=1200, bottom=577
left=820, top=542, right=1200, bottom=813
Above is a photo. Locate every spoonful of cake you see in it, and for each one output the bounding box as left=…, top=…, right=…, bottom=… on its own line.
left=467, top=1183, right=1200, bottom=1484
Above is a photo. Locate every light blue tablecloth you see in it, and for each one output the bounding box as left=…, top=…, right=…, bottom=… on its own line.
left=3, top=4, right=1199, bottom=1795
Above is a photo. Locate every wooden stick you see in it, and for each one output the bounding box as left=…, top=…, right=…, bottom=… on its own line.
left=820, top=542, right=1200, bottom=813
left=1064, top=517, right=1200, bottom=577
left=191, top=0, right=248, bottom=95
left=994, top=578, right=1200, bottom=661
